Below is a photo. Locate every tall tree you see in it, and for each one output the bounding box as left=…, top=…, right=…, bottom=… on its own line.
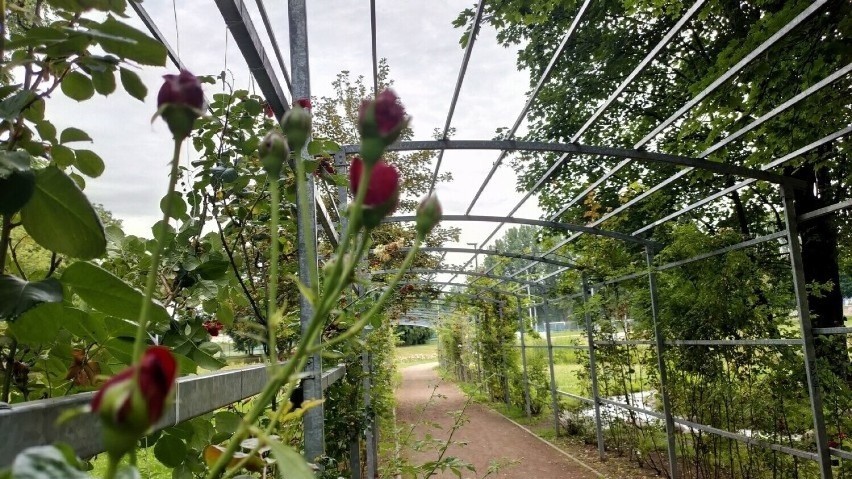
left=457, top=0, right=851, bottom=369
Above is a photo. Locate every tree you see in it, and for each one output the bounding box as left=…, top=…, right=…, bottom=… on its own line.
left=456, top=0, right=851, bottom=370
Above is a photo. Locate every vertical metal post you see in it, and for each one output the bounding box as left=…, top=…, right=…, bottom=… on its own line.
left=499, top=303, right=510, bottom=406
left=544, top=311, right=560, bottom=436
left=334, top=150, right=348, bottom=235
left=518, top=302, right=532, bottom=417
left=581, top=274, right=606, bottom=460
left=361, top=326, right=378, bottom=479
left=288, top=0, right=323, bottom=463
left=349, top=438, right=362, bottom=479
left=780, top=185, right=833, bottom=479
left=474, top=314, right=483, bottom=391
left=644, top=247, right=678, bottom=478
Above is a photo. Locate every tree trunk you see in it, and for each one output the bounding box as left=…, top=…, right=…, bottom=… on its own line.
left=791, top=162, right=848, bottom=380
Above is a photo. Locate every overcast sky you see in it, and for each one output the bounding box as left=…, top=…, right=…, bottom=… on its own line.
left=45, top=0, right=544, bottom=284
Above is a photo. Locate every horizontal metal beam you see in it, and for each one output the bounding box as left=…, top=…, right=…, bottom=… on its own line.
left=372, top=267, right=545, bottom=288
left=393, top=246, right=580, bottom=270
left=384, top=215, right=657, bottom=247
left=342, top=141, right=804, bottom=187
left=213, top=0, right=289, bottom=119
left=0, top=364, right=346, bottom=466
left=798, top=199, right=852, bottom=223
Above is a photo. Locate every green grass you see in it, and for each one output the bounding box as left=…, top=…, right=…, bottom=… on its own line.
left=395, top=342, right=438, bottom=367
left=89, top=447, right=172, bottom=479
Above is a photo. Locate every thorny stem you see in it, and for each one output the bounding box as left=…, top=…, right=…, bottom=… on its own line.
left=316, top=235, right=422, bottom=352
left=208, top=156, right=412, bottom=479
left=0, top=215, right=12, bottom=276
left=131, top=139, right=183, bottom=363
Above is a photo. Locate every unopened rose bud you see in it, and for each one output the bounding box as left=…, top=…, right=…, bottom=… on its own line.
left=156, top=70, right=204, bottom=140
left=295, top=98, right=312, bottom=111
left=92, top=346, right=177, bottom=458
left=281, top=104, right=312, bottom=152
left=259, top=130, right=290, bottom=177
left=349, top=156, right=400, bottom=229
left=357, top=89, right=409, bottom=165
left=415, top=194, right=441, bottom=238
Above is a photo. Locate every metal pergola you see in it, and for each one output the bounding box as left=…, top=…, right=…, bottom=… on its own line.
left=120, top=1, right=852, bottom=477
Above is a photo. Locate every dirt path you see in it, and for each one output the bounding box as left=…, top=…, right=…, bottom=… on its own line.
left=395, top=363, right=602, bottom=478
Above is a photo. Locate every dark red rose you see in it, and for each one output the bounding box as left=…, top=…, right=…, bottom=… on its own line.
left=92, top=346, right=177, bottom=430
left=157, top=70, right=204, bottom=110
left=295, top=98, right=312, bottom=111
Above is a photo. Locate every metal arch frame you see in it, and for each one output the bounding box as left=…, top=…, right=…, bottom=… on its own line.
left=143, top=0, right=847, bottom=476
left=341, top=141, right=802, bottom=187
left=464, top=0, right=593, bottom=213
left=396, top=282, right=519, bottom=302
left=212, top=0, right=290, bottom=119
left=428, top=0, right=488, bottom=193
left=464, top=0, right=708, bottom=250
left=383, top=214, right=658, bottom=247
left=371, top=268, right=545, bottom=288
left=391, top=246, right=580, bottom=270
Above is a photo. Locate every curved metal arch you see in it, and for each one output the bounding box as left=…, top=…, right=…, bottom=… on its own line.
left=396, top=284, right=513, bottom=303
left=383, top=215, right=657, bottom=247
left=396, top=280, right=530, bottom=298
left=341, top=140, right=804, bottom=187
left=391, top=246, right=580, bottom=270
left=371, top=268, right=544, bottom=288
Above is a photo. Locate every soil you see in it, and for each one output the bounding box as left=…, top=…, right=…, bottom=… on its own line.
left=395, top=362, right=605, bottom=478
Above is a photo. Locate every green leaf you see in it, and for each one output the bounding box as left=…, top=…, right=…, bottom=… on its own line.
left=60, top=127, right=93, bottom=144
left=0, top=150, right=35, bottom=215
left=91, top=68, right=117, bottom=95
left=61, top=71, right=95, bottom=102
left=93, top=17, right=167, bottom=66
left=68, top=171, right=86, bottom=189
left=11, top=445, right=89, bottom=479
left=160, top=191, right=187, bottom=219
left=217, top=303, right=234, bottom=326
left=0, top=90, right=36, bottom=121
left=60, top=307, right=107, bottom=343
left=51, top=144, right=75, bottom=167
left=21, top=165, right=106, bottom=259
left=9, top=302, right=65, bottom=343
left=22, top=98, right=45, bottom=122
left=35, top=120, right=57, bottom=142
left=119, top=68, right=147, bottom=101
left=154, top=435, right=187, bottom=468
left=195, top=259, right=229, bottom=280
left=74, top=150, right=105, bottom=178
left=213, top=411, right=241, bottom=434
left=165, top=332, right=225, bottom=371
left=62, top=261, right=170, bottom=324
left=266, top=441, right=315, bottom=479
left=0, top=275, right=62, bottom=319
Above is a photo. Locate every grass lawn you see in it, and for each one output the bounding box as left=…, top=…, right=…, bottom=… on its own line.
left=395, top=342, right=438, bottom=367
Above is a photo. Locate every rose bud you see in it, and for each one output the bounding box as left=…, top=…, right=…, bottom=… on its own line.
left=281, top=103, right=312, bottom=152
left=415, top=194, right=442, bottom=238
left=156, top=70, right=205, bottom=140
left=357, top=89, right=409, bottom=165
left=349, top=156, right=400, bottom=229
left=295, top=98, right=312, bottom=111
left=204, top=320, right=224, bottom=337
left=92, top=346, right=177, bottom=458
left=259, top=130, right=290, bottom=177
